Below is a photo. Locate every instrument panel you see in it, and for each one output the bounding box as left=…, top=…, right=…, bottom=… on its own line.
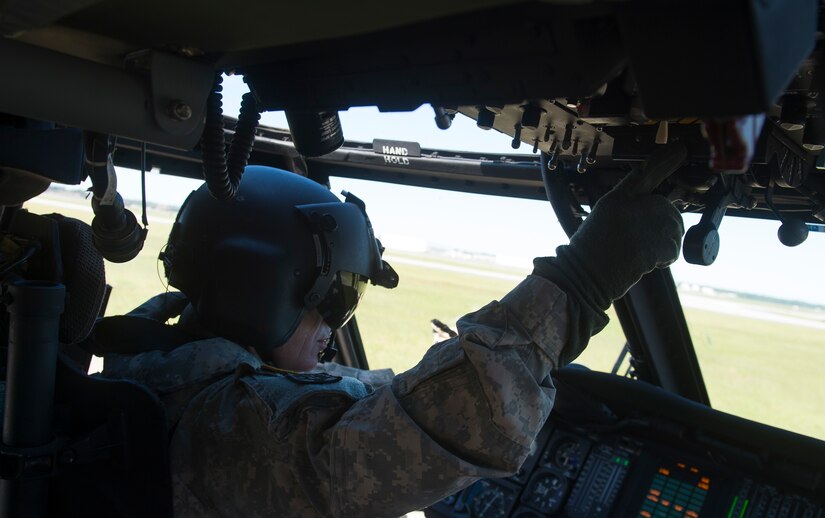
left=425, top=369, right=825, bottom=518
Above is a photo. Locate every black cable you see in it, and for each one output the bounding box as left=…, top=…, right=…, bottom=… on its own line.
left=227, top=92, right=262, bottom=187
left=201, top=75, right=261, bottom=200
left=201, top=75, right=229, bottom=198
left=540, top=152, right=583, bottom=238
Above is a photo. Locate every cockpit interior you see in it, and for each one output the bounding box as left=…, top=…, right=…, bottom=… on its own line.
left=1, top=1, right=824, bottom=516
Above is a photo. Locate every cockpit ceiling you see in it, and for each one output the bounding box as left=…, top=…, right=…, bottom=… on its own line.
left=4, top=0, right=547, bottom=54
left=3, top=0, right=818, bottom=119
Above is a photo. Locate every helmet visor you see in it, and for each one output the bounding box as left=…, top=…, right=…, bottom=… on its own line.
left=316, top=270, right=369, bottom=330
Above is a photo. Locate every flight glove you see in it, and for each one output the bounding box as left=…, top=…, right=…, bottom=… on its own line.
left=533, top=143, right=686, bottom=362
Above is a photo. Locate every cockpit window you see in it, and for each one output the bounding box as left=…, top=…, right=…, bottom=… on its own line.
left=329, top=176, right=627, bottom=375
left=671, top=213, right=825, bottom=441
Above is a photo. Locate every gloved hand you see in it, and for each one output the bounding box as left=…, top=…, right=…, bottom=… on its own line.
left=534, top=142, right=686, bottom=313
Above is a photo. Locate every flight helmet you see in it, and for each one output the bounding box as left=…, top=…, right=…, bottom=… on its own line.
left=161, top=166, right=397, bottom=354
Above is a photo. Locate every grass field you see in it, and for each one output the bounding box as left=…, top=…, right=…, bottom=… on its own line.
left=24, top=190, right=825, bottom=442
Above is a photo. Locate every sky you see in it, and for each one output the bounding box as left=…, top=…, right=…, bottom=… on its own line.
left=102, top=75, right=825, bottom=306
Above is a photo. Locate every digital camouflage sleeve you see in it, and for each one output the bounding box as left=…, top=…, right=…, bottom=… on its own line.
left=104, top=275, right=572, bottom=517
left=172, top=275, right=569, bottom=517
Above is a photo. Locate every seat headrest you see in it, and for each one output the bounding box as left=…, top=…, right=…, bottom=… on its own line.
left=46, top=213, right=107, bottom=344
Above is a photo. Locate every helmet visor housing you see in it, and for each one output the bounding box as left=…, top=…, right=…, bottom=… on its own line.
left=296, top=194, right=397, bottom=331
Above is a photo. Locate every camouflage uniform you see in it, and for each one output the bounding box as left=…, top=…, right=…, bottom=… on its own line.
left=102, top=275, right=571, bottom=517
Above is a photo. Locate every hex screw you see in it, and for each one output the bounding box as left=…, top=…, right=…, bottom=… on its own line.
left=169, top=100, right=193, bottom=121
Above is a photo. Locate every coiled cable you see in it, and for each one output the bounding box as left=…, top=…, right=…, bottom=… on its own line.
left=201, top=75, right=261, bottom=200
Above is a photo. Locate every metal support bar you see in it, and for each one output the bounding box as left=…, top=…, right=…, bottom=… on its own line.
left=613, top=269, right=710, bottom=405
left=1, top=281, right=65, bottom=518
left=0, top=39, right=211, bottom=150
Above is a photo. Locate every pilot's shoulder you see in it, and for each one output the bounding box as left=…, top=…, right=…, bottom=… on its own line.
left=312, top=362, right=395, bottom=387
left=232, top=365, right=372, bottom=424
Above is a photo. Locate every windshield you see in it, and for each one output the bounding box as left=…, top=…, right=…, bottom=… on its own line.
left=671, top=214, right=825, bottom=441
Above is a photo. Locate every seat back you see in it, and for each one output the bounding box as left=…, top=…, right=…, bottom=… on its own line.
left=49, top=354, right=173, bottom=518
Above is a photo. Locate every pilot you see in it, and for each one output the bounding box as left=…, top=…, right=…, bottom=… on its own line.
left=101, top=154, right=683, bottom=516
